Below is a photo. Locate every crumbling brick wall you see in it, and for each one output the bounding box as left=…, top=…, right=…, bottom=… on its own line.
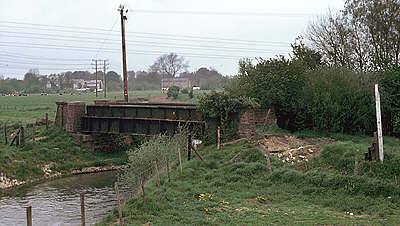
left=238, top=108, right=276, bottom=140
left=55, top=101, right=86, bottom=132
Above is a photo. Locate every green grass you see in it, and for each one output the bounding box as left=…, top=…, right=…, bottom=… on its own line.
left=97, top=133, right=400, bottom=225
left=0, top=125, right=128, bottom=181
left=0, top=90, right=203, bottom=182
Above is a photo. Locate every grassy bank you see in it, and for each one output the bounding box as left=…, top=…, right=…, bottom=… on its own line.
left=98, top=131, right=400, bottom=225
left=0, top=125, right=128, bottom=182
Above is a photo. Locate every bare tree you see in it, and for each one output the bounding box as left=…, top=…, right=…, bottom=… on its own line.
left=149, top=53, right=189, bottom=77
left=307, top=0, right=400, bottom=71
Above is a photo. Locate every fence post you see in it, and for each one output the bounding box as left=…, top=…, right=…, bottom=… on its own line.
left=26, top=206, right=32, bottom=226
left=32, top=124, right=35, bottom=141
left=80, top=193, right=85, bottom=226
left=178, top=150, right=183, bottom=173
left=187, top=134, right=192, bottom=161
left=19, top=126, right=25, bottom=146
left=266, top=148, right=272, bottom=172
left=154, top=160, right=160, bottom=187
left=354, top=149, right=359, bottom=176
left=166, top=155, right=171, bottom=183
left=45, top=113, right=49, bottom=130
left=114, top=182, right=123, bottom=226
left=217, top=126, right=221, bottom=150
left=4, top=124, right=7, bottom=145
left=140, top=174, right=145, bottom=204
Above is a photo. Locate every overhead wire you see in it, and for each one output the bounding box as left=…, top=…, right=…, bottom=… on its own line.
left=0, top=33, right=290, bottom=53
left=0, top=41, right=274, bottom=60
left=0, top=21, right=291, bottom=45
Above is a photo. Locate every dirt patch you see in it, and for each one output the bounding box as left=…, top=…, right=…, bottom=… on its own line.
left=259, top=134, right=335, bottom=163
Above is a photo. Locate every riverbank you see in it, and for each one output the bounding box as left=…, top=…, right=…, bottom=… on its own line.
left=0, top=126, right=129, bottom=190
left=0, top=170, right=129, bottom=225
left=98, top=131, right=400, bottom=225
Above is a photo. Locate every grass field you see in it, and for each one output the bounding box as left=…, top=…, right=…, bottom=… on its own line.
left=97, top=130, right=400, bottom=225
left=0, top=91, right=171, bottom=125
left=0, top=90, right=201, bottom=184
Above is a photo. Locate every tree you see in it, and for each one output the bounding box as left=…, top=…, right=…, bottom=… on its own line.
left=307, top=0, right=400, bottom=71
left=149, top=53, right=189, bottom=77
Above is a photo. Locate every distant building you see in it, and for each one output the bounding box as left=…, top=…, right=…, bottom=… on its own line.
left=161, top=78, right=191, bottom=91
left=45, top=81, right=52, bottom=89
left=72, top=79, right=103, bottom=92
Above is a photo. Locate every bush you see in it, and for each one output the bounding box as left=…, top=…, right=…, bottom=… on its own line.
left=231, top=56, right=378, bottom=134
left=167, top=86, right=180, bottom=99
left=120, top=130, right=188, bottom=189
left=198, top=91, right=259, bottom=143
left=188, top=89, right=194, bottom=99
left=181, top=88, right=189, bottom=94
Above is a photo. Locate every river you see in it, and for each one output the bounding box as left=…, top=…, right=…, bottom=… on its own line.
left=0, top=171, right=130, bottom=226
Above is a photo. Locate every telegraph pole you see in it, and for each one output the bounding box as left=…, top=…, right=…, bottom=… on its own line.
left=92, top=59, right=99, bottom=97
left=103, top=59, right=108, bottom=98
left=119, top=5, right=129, bottom=102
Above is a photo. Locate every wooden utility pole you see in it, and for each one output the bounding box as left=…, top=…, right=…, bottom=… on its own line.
left=92, top=60, right=99, bottom=97
left=375, top=84, right=384, bottom=163
left=119, top=5, right=129, bottom=102
left=103, top=59, right=108, bottom=98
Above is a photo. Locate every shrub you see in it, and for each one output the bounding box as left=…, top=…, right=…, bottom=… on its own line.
left=198, top=91, right=259, bottom=143
left=167, top=86, right=180, bottom=99
left=181, top=88, right=189, bottom=94
left=188, top=89, right=194, bottom=99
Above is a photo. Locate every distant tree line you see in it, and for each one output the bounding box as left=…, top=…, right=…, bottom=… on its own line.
left=0, top=53, right=229, bottom=94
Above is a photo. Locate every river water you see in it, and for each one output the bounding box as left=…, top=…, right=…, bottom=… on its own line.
left=0, top=171, right=130, bottom=226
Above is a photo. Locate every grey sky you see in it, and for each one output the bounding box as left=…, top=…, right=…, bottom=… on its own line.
left=0, top=0, right=344, bottom=79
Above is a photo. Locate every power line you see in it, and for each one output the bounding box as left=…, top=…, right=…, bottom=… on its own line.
left=0, top=64, right=92, bottom=71
left=131, top=9, right=315, bottom=17
left=0, top=21, right=291, bottom=45
left=0, top=41, right=282, bottom=59
left=0, top=59, right=89, bottom=66
left=0, top=50, right=91, bottom=61
left=0, top=33, right=289, bottom=53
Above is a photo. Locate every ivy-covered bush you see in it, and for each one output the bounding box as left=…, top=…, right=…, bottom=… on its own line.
left=167, top=86, right=180, bottom=99
left=198, top=91, right=259, bottom=144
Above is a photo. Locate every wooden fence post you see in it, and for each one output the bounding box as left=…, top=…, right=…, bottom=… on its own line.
left=187, top=134, right=192, bottom=161
left=140, top=174, right=145, bottom=204
left=4, top=124, right=7, bottom=145
left=19, top=126, right=25, bottom=146
left=26, top=206, right=32, bottom=226
left=354, top=149, right=359, bottom=176
left=217, top=126, right=221, bottom=151
left=45, top=113, right=49, bottom=130
left=166, top=155, right=171, bottom=183
left=114, top=182, right=123, bottom=226
left=32, top=124, right=35, bottom=141
left=80, top=193, right=85, bottom=226
left=266, top=148, right=272, bottom=172
left=154, top=160, right=160, bottom=187
left=178, top=150, right=183, bottom=173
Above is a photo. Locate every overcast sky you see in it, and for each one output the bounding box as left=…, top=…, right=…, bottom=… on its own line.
left=0, top=0, right=344, bottom=79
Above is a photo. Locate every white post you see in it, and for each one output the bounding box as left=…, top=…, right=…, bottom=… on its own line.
left=375, top=84, right=384, bottom=163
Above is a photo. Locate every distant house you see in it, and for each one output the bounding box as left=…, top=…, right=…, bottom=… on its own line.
left=45, top=81, right=52, bottom=89
left=72, top=79, right=103, bottom=91
left=161, top=78, right=191, bottom=91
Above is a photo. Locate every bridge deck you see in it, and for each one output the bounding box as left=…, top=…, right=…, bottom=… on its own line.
left=81, top=103, right=205, bottom=136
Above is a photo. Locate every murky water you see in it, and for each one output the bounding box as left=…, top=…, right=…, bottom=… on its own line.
left=0, top=171, right=130, bottom=226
